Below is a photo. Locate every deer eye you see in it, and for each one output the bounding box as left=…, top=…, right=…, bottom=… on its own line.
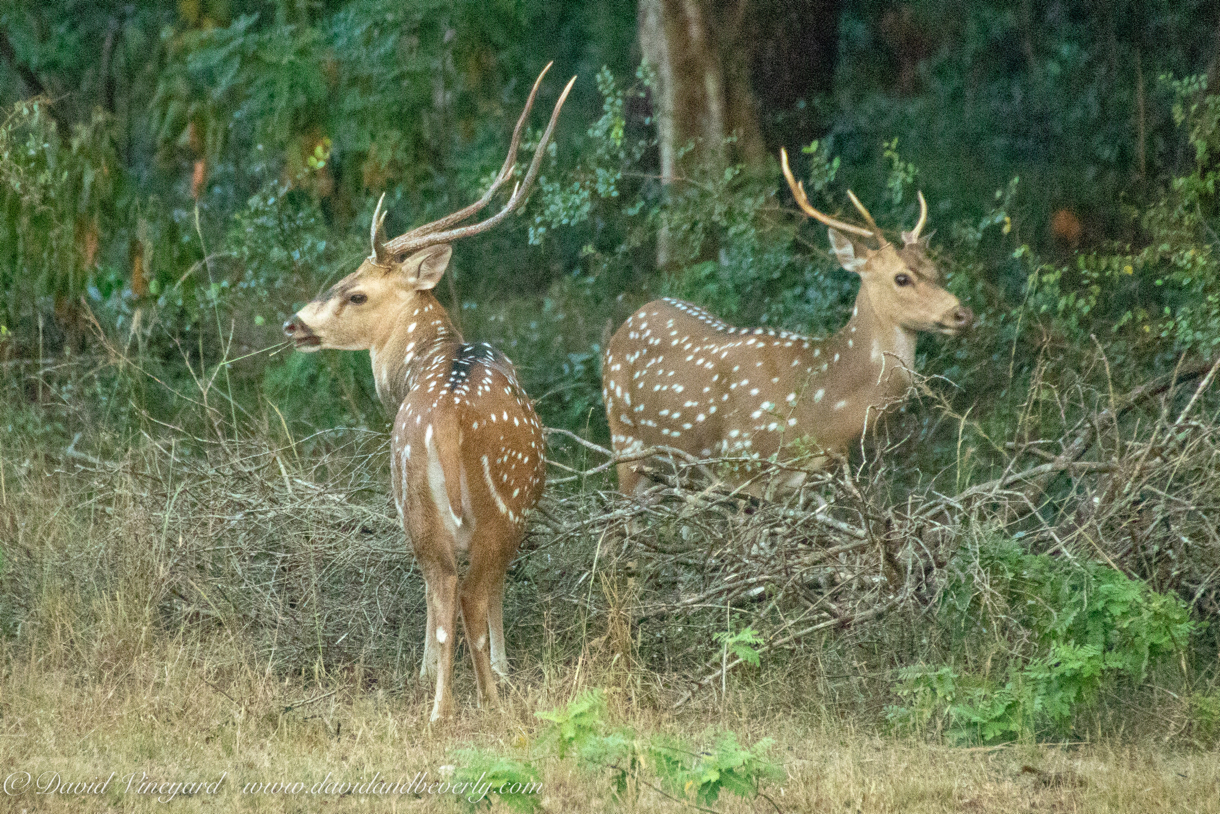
left=349, top=293, right=368, bottom=305
left=894, top=273, right=913, bottom=287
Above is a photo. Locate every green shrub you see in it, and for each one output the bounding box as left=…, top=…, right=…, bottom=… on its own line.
left=0, top=101, right=121, bottom=339
left=1186, top=692, right=1220, bottom=747
left=451, top=748, right=543, bottom=812
left=888, top=535, right=1196, bottom=742
left=531, top=689, right=783, bottom=806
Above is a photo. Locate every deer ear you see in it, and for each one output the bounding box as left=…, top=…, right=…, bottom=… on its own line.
left=398, top=244, right=453, bottom=291
left=828, top=228, right=868, bottom=274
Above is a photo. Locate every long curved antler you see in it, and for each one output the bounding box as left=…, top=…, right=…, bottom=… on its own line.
left=781, top=148, right=931, bottom=247
left=371, top=64, right=576, bottom=261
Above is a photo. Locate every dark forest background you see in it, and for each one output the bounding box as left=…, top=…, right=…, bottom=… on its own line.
left=2, top=0, right=1217, bottom=439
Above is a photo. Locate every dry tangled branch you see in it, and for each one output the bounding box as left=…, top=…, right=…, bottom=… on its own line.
left=5, top=360, right=1215, bottom=706
left=539, top=361, right=1220, bottom=699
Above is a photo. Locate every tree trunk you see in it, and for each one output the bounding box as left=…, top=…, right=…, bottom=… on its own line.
left=638, top=0, right=755, bottom=268
left=638, top=0, right=840, bottom=269
left=638, top=0, right=763, bottom=184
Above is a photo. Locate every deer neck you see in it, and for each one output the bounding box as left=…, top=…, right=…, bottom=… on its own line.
left=815, top=285, right=918, bottom=407
left=368, top=292, right=462, bottom=411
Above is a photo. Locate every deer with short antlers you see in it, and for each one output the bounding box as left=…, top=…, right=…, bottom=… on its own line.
left=603, top=147, right=973, bottom=496
left=283, top=65, right=575, bottom=721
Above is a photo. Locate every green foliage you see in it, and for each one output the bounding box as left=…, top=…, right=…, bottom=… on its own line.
left=530, top=689, right=783, bottom=807
left=798, top=138, right=841, bottom=195
left=0, top=100, right=121, bottom=335
left=992, top=74, right=1218, bottom=369
left=714, top=625, right=763, bottom=668
left=882, top=137, right=918, bottom=205
left=1186, top=692, right=1220, bottom=747
left=658, top=162, right=808, bottom=326
left=451, top=748, right=543, bottom=813
left=534, top=688, right=607, bottom=759
left=152, top=1, right=452, bottom=193
left=837, top=0, right=1217, bottom=233
left=223, top=181, right=343, bottom=312
left=683, top=732, right=784, bottom=806
left=529, top=66, right=652, bottom=248
left=888, top=536, right=1196, bottom=742
left=260, top=348, right=379, bottom=432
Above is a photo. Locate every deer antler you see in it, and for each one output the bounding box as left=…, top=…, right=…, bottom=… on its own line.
left=370, top=193, right=390, bottom=265
left=779, top=148, right=880, bottom=242
left=902, top=191, right=928, bottom=244
left=845, top=189, right=883, bottom=239
left=372, top=64, right=576, bottom=260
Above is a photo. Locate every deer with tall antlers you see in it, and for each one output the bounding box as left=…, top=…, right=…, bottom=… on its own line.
left=283, top=65, right=574, bottom=721
left=603, top=148, right=973, bottom=496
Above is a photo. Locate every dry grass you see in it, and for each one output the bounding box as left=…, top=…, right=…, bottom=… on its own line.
left=3, top=365, right=1220, bottom=812
left=2, top=635, right=1218, bottom=813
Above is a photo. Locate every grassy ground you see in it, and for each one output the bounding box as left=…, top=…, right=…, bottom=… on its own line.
left=2, top=387, right=1219, bottom=813
left=2, top=635, right=1219, bottom=814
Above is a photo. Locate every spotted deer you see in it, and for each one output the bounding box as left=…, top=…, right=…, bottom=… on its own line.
left=283, top=65, right=574, bottom=721
left=602, top=147, right=973, bottom=496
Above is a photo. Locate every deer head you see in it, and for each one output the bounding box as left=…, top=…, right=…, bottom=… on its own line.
left=284, top=64, right=576, bottom=355
left=780, top=147, right=972, bottom=338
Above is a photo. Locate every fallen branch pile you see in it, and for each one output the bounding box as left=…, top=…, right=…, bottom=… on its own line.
left=539, top=358, right=1220, bottom=701
left=6, top=358, right=1215, bottom=704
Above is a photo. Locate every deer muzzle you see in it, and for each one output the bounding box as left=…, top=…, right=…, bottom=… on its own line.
left=283, top=315, right=321, bottom=349
left=939, top=305, right=974, bottom=336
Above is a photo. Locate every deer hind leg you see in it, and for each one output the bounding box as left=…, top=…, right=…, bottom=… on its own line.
left=487, top=569, right=508, bottom=677
left=615, top=460, right=643, bottom=496
left=413, top=509, right=459, bottom=721
left=420, top=599, right=439, bottom=680
left=461, top=526, right=515, bottom=709
left=607, top=406, right=646, bottom=497
left=459, top=583, right=497, bottom=710
left=466, top=519, right=524, bottom=707
left=424, top=569, right=459, bottom=722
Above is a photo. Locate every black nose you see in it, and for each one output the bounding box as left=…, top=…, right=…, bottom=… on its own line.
left=283, top=318, right=298, bottom=337
left=952, top=306, right=974, bottom=330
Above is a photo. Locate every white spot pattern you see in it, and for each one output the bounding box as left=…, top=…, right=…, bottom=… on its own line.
left=602, top=292, right=939, bottom=491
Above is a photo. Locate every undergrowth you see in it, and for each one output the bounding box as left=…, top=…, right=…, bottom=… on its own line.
left=888, top=536, right=1197, bottom=743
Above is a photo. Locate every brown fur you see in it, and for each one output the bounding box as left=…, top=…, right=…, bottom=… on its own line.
left=287, top=249, right=545, bottom=721
left=604, top=225, right=972, bottom=497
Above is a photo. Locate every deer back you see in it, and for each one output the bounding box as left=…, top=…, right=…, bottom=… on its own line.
left=391, top=337, right=546, bottom=542
left=604, top=298, right=887, bottom=473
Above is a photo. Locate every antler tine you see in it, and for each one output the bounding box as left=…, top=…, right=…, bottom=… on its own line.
left=903, top=190, right=928, bottom=243
left=779, top=148, right=877, bottom=241
left=387, top=73, right=577, bottom=254
left=845, top=189, right=884, bottom=241
left=381, top=63, right=554, bottom=254
left=369, top=192, right=390, bottom=264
